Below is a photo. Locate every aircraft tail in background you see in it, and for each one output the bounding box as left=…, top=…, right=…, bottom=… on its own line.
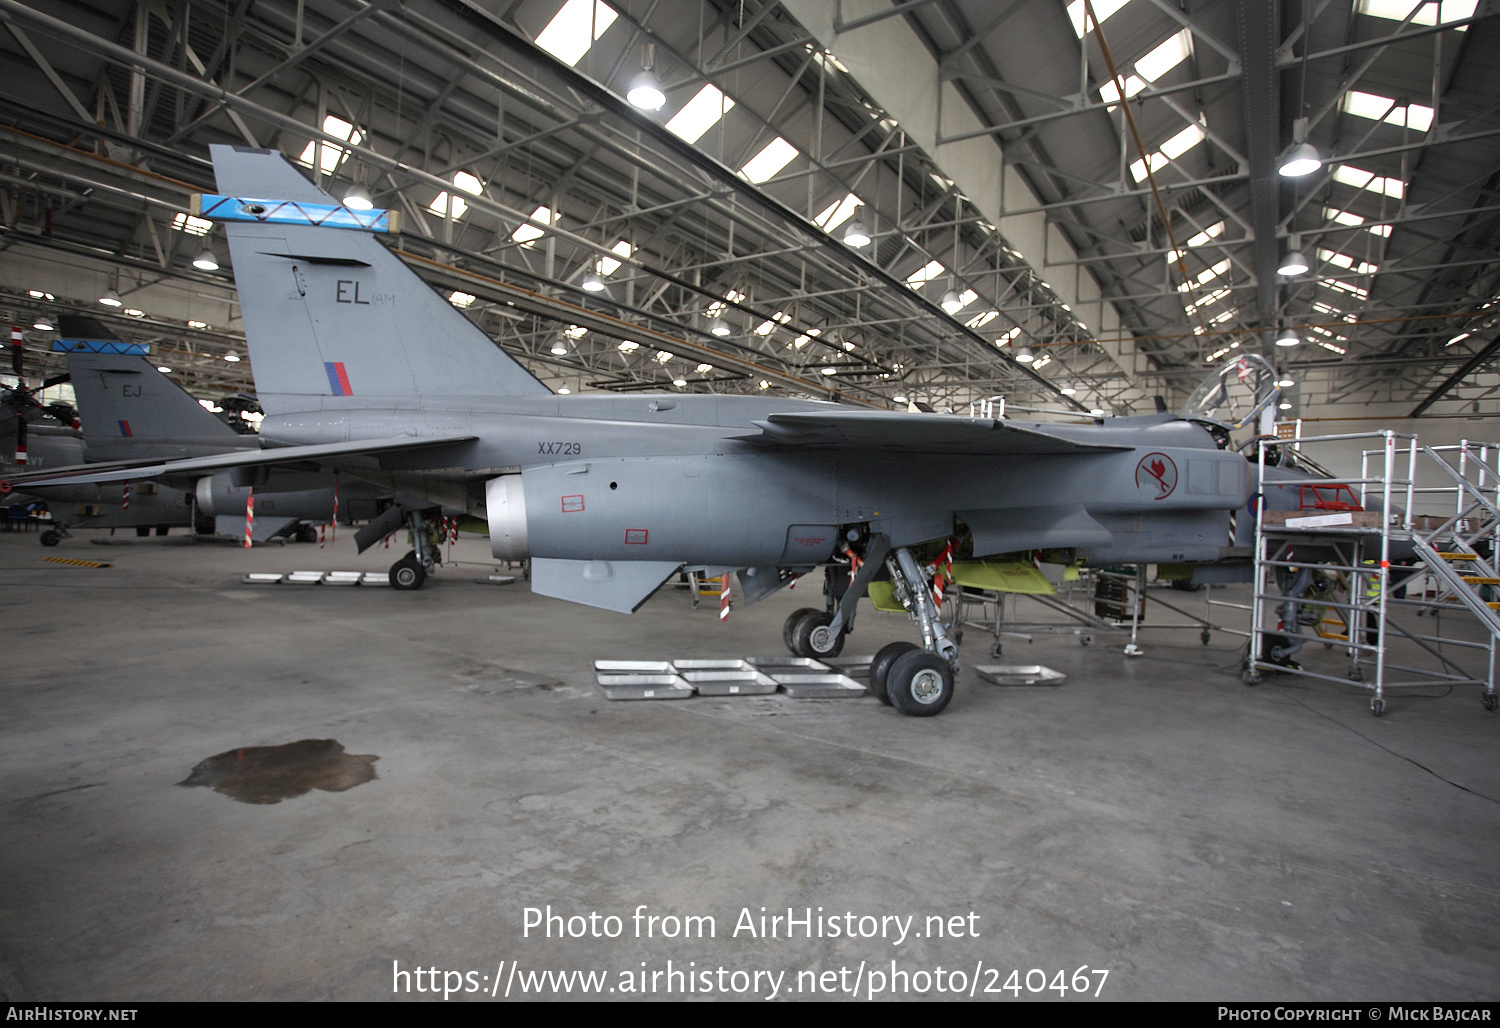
left=206, top=144, right=550, bottom=412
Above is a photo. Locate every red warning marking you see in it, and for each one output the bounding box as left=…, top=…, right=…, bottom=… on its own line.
left=561, top=494, right=585, bottom=513
left=0, top=480, right=10, bottom=494
left=625, top=528, right=648, bottom=545
left=1135, top=452, right=1178, bottom=499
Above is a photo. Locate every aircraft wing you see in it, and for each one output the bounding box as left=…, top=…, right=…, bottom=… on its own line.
left=746, top=411, right=1131, bottom=455
left=0, top=434, right=477, bottom=488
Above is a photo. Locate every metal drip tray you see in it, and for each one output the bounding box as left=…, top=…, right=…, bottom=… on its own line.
left=679, top=669, right=779, bottom=696
left=976, top=665, right=1066, bottom=686
left=596, top=674, right=694, bottom=700
left=772, top=672, right=867, bottom=698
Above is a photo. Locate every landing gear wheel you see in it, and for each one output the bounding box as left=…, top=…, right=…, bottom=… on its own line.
left=792, top=611, right=845, bottom=659
left=390, top=552, right=427, bottom=590
left=1484, top=693, right=1498, bottom=711
left=886, top=651, right=955, bottom=717
left=783, top=608, right=820, bottom=653
left=1371, top=698, right=1385, bottom=717
left=40, top=530, right=61, bottom=547
left=869, top=641, right=920, bottom=706
left=296, top=524, right=319, bottom=544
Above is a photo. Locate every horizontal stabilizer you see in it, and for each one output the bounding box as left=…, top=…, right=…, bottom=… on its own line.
left=530, top=558, right=683, bottom=614
left=749, top=411, right=1129, bottom=455
left=961, top=506, right=1113, bottom=557
left=4, top=434, right=477, bottom=488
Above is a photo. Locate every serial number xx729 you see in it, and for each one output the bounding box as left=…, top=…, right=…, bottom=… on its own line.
left=538, top=441, right=582, bottom=456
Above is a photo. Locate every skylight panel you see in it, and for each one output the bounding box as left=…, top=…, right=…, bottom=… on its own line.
left=740, top=138, right=799, bottom=184
left=1340, top=90, right=1434, bottom=131
left=535, top=0, right=617, bottom=67
left=666, top=85, right=735, bottom=144
left=1317, top=248, right=1379, bottom=275
left=755, top=312, right=791, bottom=336
left=791, top=328, right=820, bottom=349
left=598, top=239, right=633, bottom=276
left=428, top=173, right=485, bottom=219
left=1068, top=0, right=1131, bottom=37
left=617, top=340, right=639, bottom=352
left=1332, top=165, right=1405, bottom=200
left=566, top=325, right=589, bottom=339
left=954, top=289, right=979, bottom=311
left=297, top=115, right=363, bottom=173
left=816, top=193, right=864, bottom=231
left=448, top=291, right=476, bottom=308
left=1186, top=286, right=1231, bottom=311
left=905, top=260, right=945, bottom=288
left=172, top=212, right=213, bottom=236
left=1135, top=30, right=1193, bottom=82
left=1187, top=221, right=1224, bottom=247
left=1323, top=278, right=1370, bottom=298
left=511, top=206, right=555, bottom=245
left=1100, top=75, right=1148, bottom=110
left=1355, top=0, right=1476, bottom=28
left=1177, top=258, right=1230, bottom=291
left=997, top=326, right=1022, bottom=346
left=1130, top=123, right=1206, bottom=182
left=966, top=309, right=1000, bottom=329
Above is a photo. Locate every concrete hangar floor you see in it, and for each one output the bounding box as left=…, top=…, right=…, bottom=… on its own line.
left=0, top=528, right=1496, bottom=1003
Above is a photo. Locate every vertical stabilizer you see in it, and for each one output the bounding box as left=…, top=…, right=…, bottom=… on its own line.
left=66, top=343, right=246, bottom=462
left=208, top=145, right=550, bottom=411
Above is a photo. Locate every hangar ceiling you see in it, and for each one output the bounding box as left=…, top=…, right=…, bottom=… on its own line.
left=0, top=0, right=1496, bottom=421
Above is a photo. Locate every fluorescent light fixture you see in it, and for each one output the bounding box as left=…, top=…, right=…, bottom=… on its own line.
left=892, top=395, right=907, bottom=404
left=223, top=352, right=241, bottom=362
left=511, top=206, right=555, bottom=245
left=1279, top=401, right=1293, bottom=410
left=1275, top=327, right=1301, bottom=347
left=1135, top=30, right=1193, bottom=82
left=1278, top=249, right=1309, bottom=276
left=1277, top=377, right=1295, bottom=388
left=123, top=308, right=144, bottom=317
left=1015, top=347, right=1035, bottom=363
left=156, top=366, right=172, bottom=374
left=535, top=0, right=617, bottom=67
left=626, top=70, right=666, bottom=111
left=655, top=350, right=672, bottom=364
left=740, top=138, right=799, bottom=184
left=32, top=317, right=52, bottom=331
left=187, top=320, right=208, bottom=329
left=1277, top=141, right=1322, bottom=177
left=551, top=341, right=569, bottom=355
left=344, top=185, right=373, bottom=211
left=565, top=325, right=589, bottom=339
left=1447, top=333, right=1471, bottom=346
left=696, top=363, right=713, bottom=373
left=192, top=248, right=219, bottom=271
left=708, top=318, right=731, bottom=337
left=581, top=272, right=606, bottom=293
left=666, top=84, right=734, bottom=143
left=1067, top=0, right=1130, bottom=37
left=842, top=220, right=871, bottom=248
left=1090, top=408, right=1106, bottom=417
left=672, top=376, right=688, bottom=387
left=617, top=340, right=639, bottom=352
left=557, top=387, right=571, bottom=394
left=820, top=367, right=838, bottom=376
left=1060, top=387, right=1078, bottom=395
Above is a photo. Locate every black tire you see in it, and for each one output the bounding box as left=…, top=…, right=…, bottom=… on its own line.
left=1170, top=578, right=1203, bottom=592
left=792, top=611, right=845, bottom=659
left=869, top=641, right=919, bottom=705
left=886, top=651, right=954, bottom=717
left=135, top=526, right=150, bottom=537
left=783, top=607, right=820, bottom=653
left=390, top=556, right=426, bottom=590
left=39, top=530, right=61, bottom=547
left=155, top=526, right=169, bottom=537
left=296, top=524, right=319, bottom=544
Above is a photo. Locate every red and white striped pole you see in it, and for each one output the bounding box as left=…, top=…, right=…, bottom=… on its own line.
left=330, top=478, right=338, bottom=543
left=9, top=325, right=24, bottom=386
left=121, top=480, right=130, bottom=512
left=243, top=490, right=254, bottom=548
left=719, top=573, right=730, bottom=621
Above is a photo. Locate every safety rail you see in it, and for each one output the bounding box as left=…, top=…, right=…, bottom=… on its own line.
left=1248, top=430, right=1499, bottom=715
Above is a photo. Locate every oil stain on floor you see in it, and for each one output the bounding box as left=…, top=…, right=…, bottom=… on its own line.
left=179, top=739, right=378, bottom=804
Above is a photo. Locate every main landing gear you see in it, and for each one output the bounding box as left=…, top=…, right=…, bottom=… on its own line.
left=782, top=534, right=958, bottom=717
left=389, top=509, right=440, bottom=590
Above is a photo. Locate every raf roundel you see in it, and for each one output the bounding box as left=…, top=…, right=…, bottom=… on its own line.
left=1135, top=452, right=1178, bottom=500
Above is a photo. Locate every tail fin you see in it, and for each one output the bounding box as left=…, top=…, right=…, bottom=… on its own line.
left=63, top=324, right=242, bottom=461
left=207, top=145, right=549, bottom=412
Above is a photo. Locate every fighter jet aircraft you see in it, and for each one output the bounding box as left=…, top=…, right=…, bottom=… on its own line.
left=10, top=145, right=1256, bottom=715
